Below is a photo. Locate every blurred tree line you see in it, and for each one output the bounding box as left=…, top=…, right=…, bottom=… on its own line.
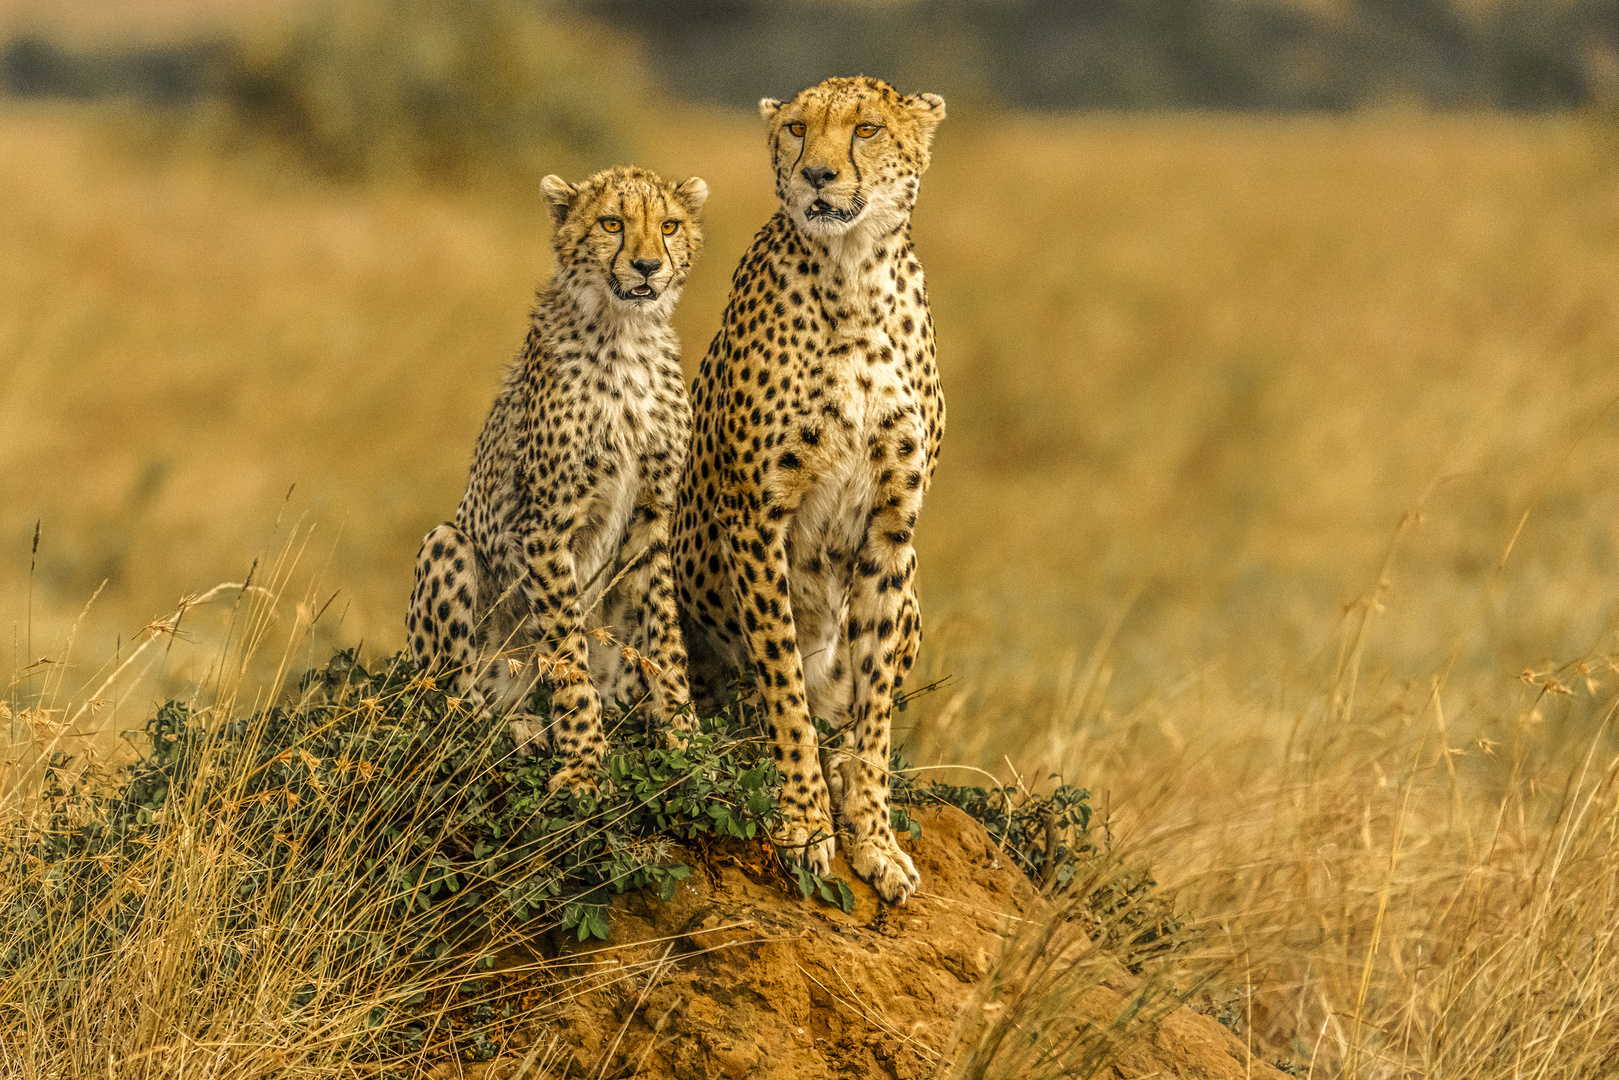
left=579, top=0, right=1619, bottom=110
left=1, top=0, right=1616, bottom=180
left=0, top=0, right=639, bottom=179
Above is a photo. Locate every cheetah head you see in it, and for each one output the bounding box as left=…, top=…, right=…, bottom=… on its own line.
left=760, top=76, right=945, bottom=243
left=541, top=166, right=708, bottom=315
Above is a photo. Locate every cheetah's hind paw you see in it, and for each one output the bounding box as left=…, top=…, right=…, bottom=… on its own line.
left=846, top=832, right=920, bottom=905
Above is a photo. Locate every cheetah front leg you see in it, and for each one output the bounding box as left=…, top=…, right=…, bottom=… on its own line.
left=619, top=539, right=697, bottom=744
left=834, top=471, right=927, bottom=905
left=605, top=497, right=696, bottom=745
left=726, top=504, right=837, bottom=877
left=516, top=530, right=606, bottom=796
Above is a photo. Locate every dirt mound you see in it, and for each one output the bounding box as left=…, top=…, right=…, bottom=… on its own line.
left=508, top=806, right=1282, bottom=1079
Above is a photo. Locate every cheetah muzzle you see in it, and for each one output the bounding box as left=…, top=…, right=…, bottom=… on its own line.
left=805, top=195, right=864, bottom=223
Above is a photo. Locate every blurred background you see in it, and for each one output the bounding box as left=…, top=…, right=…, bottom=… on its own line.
left=5, top=1, right=1619, bottom=1068
left=4, top=0, right=1619, bottom=721
left=7, top=0, right=1619, bottom=110
left=1, top=0, right=1616, bottom=735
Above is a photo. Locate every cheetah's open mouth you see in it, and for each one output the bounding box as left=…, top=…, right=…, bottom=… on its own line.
left=609, top=277, right=659, bottom=301
left=806, top=198, right=858, bottom=223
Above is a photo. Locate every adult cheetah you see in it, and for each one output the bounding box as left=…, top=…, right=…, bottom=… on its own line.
left=673, top=77, right=946, bottom=903
left=410, top=166, right=708, bottom=794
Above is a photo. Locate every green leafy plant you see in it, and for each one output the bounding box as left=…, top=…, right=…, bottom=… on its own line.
left=790, top=862, right=856, bottom=915
left=2, top=649, right=781, bottom=1060
left=890, top=752, right=1183, bottom=969
left=3, top=648, right=1179, bottom=1066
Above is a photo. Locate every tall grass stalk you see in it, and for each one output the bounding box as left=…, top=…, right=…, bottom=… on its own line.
left=0, top=539, right=571, bottom=1077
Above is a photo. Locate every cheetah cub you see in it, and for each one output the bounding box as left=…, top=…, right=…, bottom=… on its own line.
left=673, top=77, right=946, bottom=904
left=409, top=166, right=707, bottom=794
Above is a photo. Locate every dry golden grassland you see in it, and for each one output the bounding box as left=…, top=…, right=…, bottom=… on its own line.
left=4, top=104, right=1619, bottom=1075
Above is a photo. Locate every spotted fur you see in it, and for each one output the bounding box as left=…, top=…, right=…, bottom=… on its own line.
left=410, top=166, right=708, bottom=794
left=673, top=77, right=947, bottom=903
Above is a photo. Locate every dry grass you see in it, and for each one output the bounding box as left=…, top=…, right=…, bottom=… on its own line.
left=5, top=103, right=1619, bottom=1076
left=0, top=559, right=461, bottom=1078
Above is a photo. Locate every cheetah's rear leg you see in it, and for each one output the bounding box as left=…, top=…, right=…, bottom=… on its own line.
left=408, top=524, right=548, bottom=753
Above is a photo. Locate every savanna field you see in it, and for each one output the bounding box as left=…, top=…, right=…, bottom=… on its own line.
left=4, top=93, right=1619, bottom=1076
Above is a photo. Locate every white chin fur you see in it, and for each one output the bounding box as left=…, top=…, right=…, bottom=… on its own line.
left=605, top=285, right=679, bottom=322
left=790, top=192, right=864, bottom=238
left=799, top=208, right=862, bottom=235
left=788, top=183, right=910, bottom=250
left=565, top=277, right=680, bottom=326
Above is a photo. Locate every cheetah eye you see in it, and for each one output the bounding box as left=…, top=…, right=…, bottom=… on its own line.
left=855, top=123, right=880, bottom=138
left=661, top=220, right=679, bottom=236
left=786, top=121, right=806, bottom=138
left=599, top=217, right=623, bottom=233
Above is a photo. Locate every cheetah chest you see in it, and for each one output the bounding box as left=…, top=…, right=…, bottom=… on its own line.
left=569, top=367, right=664, bottom=616
left=786, top=332, right=924, bottom=674
left=572, top=453, right=639, bottom=617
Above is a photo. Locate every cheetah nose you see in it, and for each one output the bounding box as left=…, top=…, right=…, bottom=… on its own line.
left=801, top=165, right=837, bottom=189
left=630, top=257, right=661, bottom=277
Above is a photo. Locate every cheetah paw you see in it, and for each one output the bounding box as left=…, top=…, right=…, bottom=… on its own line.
left=772, top=806, right=836, bottom=877
left=508, top=715, right=550, bottom=756
left=657, top=715, right=699, bottom=750
left=545, top=762, right=600, bottom=799
left=847, top=832, right=921, bottom=905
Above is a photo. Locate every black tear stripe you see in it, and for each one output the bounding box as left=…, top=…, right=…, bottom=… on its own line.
left=847, top=125, right=863, bottom=185
left=609, top=198, right=627, bottom=288
left=659, top=192, right=675, bottom=268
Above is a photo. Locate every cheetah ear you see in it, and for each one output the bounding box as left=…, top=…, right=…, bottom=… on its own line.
left=676, top=177, right=709, bottom=216
left=758, top=97, right=782, bottom=123
left=904, top=92, right=947, bottom=126
left=902, top=92, right=946, bottom=157
left=540, top=174, right=577, bottom=226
